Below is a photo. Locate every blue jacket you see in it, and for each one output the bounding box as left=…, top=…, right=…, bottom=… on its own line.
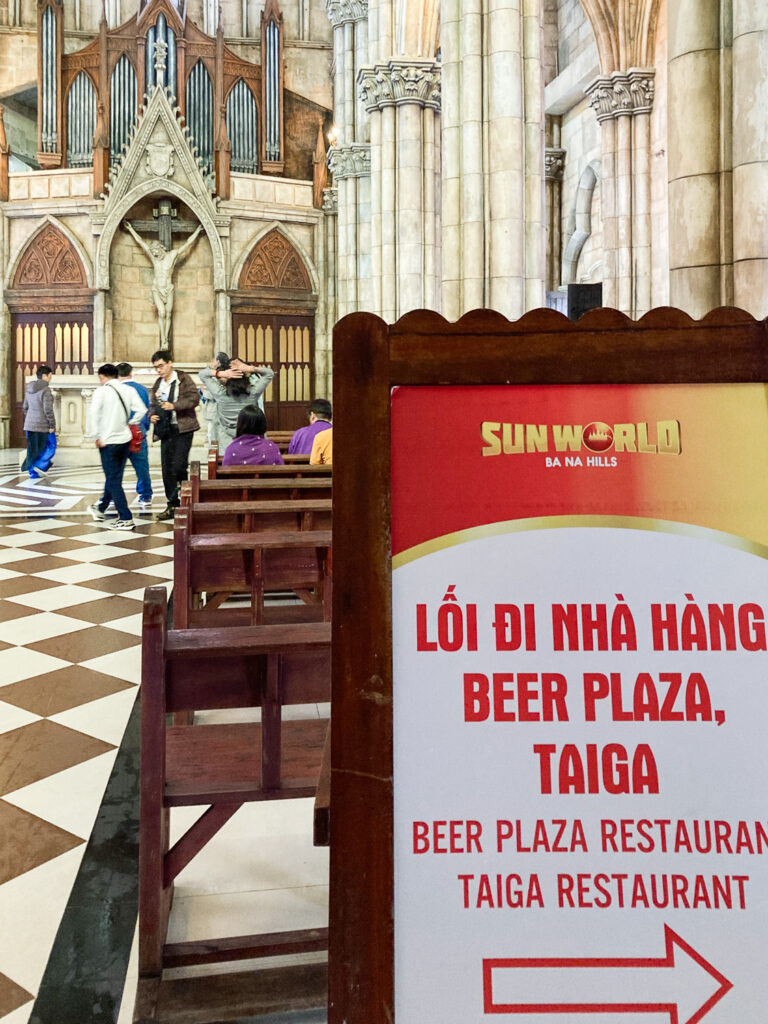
left=121, top=379, right=151, bottom=433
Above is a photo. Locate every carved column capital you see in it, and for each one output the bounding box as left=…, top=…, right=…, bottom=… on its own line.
left=545, top=147, right=566, bottom=182
left=322, top=187, right=338, bottom=213
left=326, top=0, right=367, bottom=26
left=328, top=143, right=371, bottom=179
left=358, top=60, right=441, bottom=112
left=586, top=69, right=655, bottom=122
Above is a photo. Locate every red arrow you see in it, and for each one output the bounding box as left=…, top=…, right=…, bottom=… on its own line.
left=483, top=925, right=732, bottom=1023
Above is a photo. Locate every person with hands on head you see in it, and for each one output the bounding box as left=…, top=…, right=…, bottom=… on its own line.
left=198, top=356, right=275, bottom=449
left=149, top=349, right=200, bottom=521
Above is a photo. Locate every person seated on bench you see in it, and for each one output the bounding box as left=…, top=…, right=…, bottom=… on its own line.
left=310, top=427, right=332, bottom=466
left=288, top=398, right=332, bottom=455
left=222, top=404, right=285, bottom=466
left=199, top=358, right=275, bottom=448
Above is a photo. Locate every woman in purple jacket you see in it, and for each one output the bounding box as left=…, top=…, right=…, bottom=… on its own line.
left=222, top=405, right=284, bottom=466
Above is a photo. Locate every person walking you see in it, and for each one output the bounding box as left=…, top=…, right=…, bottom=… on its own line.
left=149, top=349, right=200, bottom=521
left=87, top=364, right=147, bottom=531
left=21, top=365, right=55, bottom=476
left=117, top=362, right=153, bottom=511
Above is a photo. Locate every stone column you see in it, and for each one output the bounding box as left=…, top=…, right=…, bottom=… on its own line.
left=732, top=0, right=768, bottom=316
left=441, top=0, right=537, bottom=319
left=328, top=143, right=371, bottom=317
left=441, top=0, right=462, bottom=320
left=215, top=290, right=230, bottom=355
left=93, top=290, right=107, bottom=364
left=587, top=69, right=654, bottom=317
left=359, top=60, right=441, bottom=318
left=666, top=0, right=725, bottom=316
left=544, top=142, right=565, bottom=292
left=327, top=0, right=370, bottom=317
left=522, top=0, right=545, bottom=311
left=630, top=69, right=653, bottom=317
left=321, top=187, right=337, bottom=396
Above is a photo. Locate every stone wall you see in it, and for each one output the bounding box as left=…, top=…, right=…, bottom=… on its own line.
left=3, top=103, right=37, bottom=167
left=556, top=0, right=593, bottom=74
left=0, top=30, right=36, bottom=93
left=559, top=97, right=602, bottom=283
left=109, top=225, right=215, bottom=365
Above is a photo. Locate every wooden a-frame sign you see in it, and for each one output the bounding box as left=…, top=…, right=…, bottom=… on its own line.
left=329, top=306, right=768, bottom=1024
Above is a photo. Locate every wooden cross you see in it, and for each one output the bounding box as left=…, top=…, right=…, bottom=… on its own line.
left=127, top=197, right=198, bottom=251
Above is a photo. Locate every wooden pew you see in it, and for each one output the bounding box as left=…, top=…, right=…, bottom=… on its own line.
left=185, top=497, right=332, bottom=536
left=206, top=444, right=328, bottom=479
left=137, top=587, right=330, bottom=1017
left=266, top=430, right=296, bottom=453
left=185, top=462, right=333, bottom=504
left=173, top=511, right=332, bottom=628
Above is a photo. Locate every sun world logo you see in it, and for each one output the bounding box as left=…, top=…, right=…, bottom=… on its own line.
left=481, top=420, right=682, bottom=457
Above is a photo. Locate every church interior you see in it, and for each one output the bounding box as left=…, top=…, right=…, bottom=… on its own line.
left=0, top=0, right=765, bottom=1021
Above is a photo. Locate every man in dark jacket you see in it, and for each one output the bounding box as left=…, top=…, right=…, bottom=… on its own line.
left=149, top=349, right=200, bottom=520
left=22, top=365, right=55, bottom=475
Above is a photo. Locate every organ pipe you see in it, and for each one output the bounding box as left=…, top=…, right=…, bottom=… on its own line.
left=110, top=55, right=137, bottom=162
left=146, top=14, right=177, bottom=96
left=226, top=80, right=258, bottom=173
left=67, top=72, right=96, bottom=168
left=265, top=20, right=280, bottom=161
left=41, top=7, right=57, bottom=153
left=186, top=62, right=214, bottom=178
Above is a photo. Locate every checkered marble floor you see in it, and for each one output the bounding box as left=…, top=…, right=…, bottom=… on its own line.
left=0, top=485, right=173, bottom=1023
left=0, top=459, right=329, bottom=1024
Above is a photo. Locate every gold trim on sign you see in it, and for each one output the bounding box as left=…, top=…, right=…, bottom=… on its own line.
left=391, top=516, right=768, bottom=569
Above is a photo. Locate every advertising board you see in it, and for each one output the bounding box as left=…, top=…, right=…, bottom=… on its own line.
left=390, top=382, right=768, bottom=1022
left=329, top=309, right=768, bottom=1024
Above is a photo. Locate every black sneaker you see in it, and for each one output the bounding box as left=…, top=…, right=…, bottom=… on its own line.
left=156, top=505, right=175, bottom=521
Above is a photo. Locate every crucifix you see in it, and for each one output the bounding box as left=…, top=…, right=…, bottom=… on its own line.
left=128, top=198, right=199, bottom=251
left=122, top=211, right=203, bottom=345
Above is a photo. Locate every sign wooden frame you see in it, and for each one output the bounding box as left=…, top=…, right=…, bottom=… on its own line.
left=329, top=306, right=768, bottom=1024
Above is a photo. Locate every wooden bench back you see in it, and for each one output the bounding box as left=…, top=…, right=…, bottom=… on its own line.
left=139, top=586, right=330, bottom=981
left=173, top=513, right=332, bottom=628
left=187, top=498, right=332, bottom=535
left=187, top=462, right=333, bottom=504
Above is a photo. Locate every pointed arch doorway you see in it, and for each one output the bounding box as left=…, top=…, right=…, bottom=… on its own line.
left=231, top=229, right=317, bottom=431
left=6, top=224, right=94, bottom=445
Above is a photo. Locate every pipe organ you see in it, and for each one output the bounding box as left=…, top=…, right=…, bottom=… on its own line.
left=261, top=0, right=285, bottom=173
left=186, top=61, right=214, bottom=180
left=38, top=0, right=284, bottom=195
left=109, top=55, right=138, bottom=163
left=145, top=12, right=177, bottom=94
left=226, top=80, right=259, bottom=175
left=66, top=73, right=97, bottom=168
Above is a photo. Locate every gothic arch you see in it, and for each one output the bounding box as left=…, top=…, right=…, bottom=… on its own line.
left=94, top=179, right=227, bottom=292
left=231, top=223, right=318, bottom=295
left=562, top=159, right=601, bottom=286
left=6, top=216, right=93, bottom=291
left=578, top=0, right=663, bottom=73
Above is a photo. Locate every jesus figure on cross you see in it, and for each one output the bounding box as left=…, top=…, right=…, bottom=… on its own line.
left=122, top=220, right=203, bottom=347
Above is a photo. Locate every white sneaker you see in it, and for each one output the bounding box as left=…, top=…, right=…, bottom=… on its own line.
left=89, top=503, right=107, bottom=521
left=138, top=498, right=153, bottom=511
left=107, top=518, right=136, bottom=531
